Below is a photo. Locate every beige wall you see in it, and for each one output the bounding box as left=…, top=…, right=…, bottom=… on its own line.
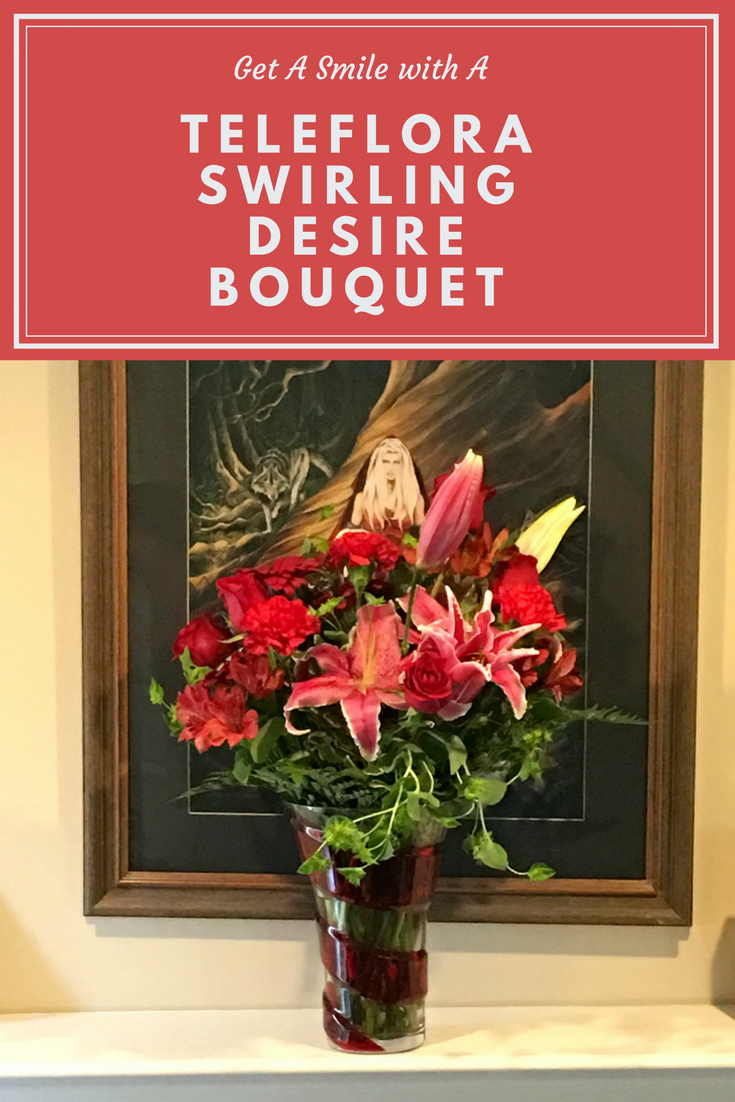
left=0, top=361, right=733, bottom=1013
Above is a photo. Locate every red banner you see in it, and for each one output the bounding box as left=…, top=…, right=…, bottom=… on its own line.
left=10, top=8, right=726, bottom=357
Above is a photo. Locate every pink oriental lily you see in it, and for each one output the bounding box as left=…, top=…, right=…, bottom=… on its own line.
left=397, top=585, right=500, bottom=721
left=416, top=449, right=485, bottom=569
left=458, top=593, right=541, bottom=719
left=398, top=584, right=467, bottom=647
left=284, top=603, right=405, bottom=761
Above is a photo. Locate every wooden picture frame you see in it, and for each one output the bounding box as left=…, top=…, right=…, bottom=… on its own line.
left=81, top=360, right=703, bottom=924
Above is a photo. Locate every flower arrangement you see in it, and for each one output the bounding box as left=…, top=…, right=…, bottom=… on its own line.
left=151, top=447, right=618, bottom=884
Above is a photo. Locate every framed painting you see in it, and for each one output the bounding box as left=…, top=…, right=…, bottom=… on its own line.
left=81, top=360, right=702, bottom=924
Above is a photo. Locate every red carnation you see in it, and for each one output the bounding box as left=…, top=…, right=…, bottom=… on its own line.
left=229, top=652, right=285, bottom=698
left=494, top=555, right=567, bottom=632
left=327, top=531, right=401, bottom=571
left=172, top=613, right=234, bottom=669
left=241, top=596, right=321, bottom=656
left=257, top=555, right=323, bottom=596
left=217, top=570, right=268, bottom=632
left=176, top=682, right=258, bottom=752
left=433, top=473, right=496, bottom=531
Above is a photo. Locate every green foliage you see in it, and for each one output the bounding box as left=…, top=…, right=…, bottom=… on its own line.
left=463, top=776, right=507, bottom=805
left=250, top=716, right=288, bottom=765
left=174, top=770, right=238, bottom=800
left=150, top=679, right=183, bottom=736
left=179, top=647, right=210, bottom=686
left=402, top=532, right=419, bottom=549
left=337, top=866, right=366, bottom=886
left=405, top=792, right=423, bottom=821
left=319, top=504, right=335, bottom=520
left=164, top=704, right=183, bottom=736
left=348, top=563, right=372, bottom=592
left=315, top=595, right=344, bottom=617
left=570, top=704, right=647, bottom=726
left=232, top=746, right=253, bottom=786
left=446, top=734, right=467, bottom=775
left=298, top=852, right=330, bottom=875
left=363, top=592, right=386, bottom=606
left=301, top=535, right=329, bottom=555
left=149, top=678, right=165, bottom=705
left=324, top=816, right=373, bottom=862
left=527, top=863, right=556, bottom=881
left=464, top=832, right=509, bottom=870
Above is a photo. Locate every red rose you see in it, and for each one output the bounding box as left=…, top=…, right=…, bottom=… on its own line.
left=494, top=555, right=567, bottom=632
left=399, top=630, right=486, bottom=719
left=257, top=555, right=323, bottom=596
left=176, top=682, right=258, bottom=752
left=241, top=595, right=321, bottom=656
left=402, top=646, right=454, bottom=713
left=217, top=570, right=268, bottom=631
left=544, top=645, right=583, bottom=701
left=229, top=653, right=285, bottom=698
left=433, top=473, right=496, bottom=531
left=172, top=614, right=234, bottom=669
left=327, top=531, right=401, bottom=571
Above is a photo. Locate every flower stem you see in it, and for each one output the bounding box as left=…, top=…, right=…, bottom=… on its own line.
left=430, top=572, right=446, bottom=598
left=401, top=569, right=420, bottom=656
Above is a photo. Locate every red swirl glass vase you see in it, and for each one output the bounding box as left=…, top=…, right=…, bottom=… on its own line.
left=286, top=804, right=446, bottom=1053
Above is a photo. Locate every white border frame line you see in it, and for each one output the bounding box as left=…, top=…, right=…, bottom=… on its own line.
left=13, top=16, right=19, bottom=350
left=19, top=341, right=718, bottom=349
left=15, top=13, right=718, bottom=351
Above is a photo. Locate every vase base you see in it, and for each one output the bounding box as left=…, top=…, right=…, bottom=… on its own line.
left=327, top=1029, right=425, bottom=1054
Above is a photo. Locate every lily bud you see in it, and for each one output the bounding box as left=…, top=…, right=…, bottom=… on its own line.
left=416, top=449, right=485, bottom=569
left=515, top=497, right=585, bottom=573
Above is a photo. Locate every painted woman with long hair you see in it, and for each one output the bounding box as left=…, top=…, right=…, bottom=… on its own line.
left=349, top=437, right=426, bottom=534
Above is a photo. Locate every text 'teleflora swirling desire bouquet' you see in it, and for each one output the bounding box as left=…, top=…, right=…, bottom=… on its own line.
left=151, top=448, right=621, bottom=884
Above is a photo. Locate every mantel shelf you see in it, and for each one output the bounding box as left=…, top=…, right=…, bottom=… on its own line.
left=3, top=1004, right=735, bottom=1100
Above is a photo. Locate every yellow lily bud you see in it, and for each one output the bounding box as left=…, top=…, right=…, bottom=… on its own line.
left=515, top=497, right=585, bottom=573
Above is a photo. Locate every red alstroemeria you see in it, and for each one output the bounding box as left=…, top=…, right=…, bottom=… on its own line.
left=513, top=647, right=550, bottom=688
left=217, top=569, right=269, bottom=632
left=176, top=682, right=258, bottom=752
left=241, top=596, right=321, bottom=656
left=229, top=653, right=285, bottom=697
left=416, top=450, right=485, bottom=569
left=544, top=640, right=583, bottom=701
left=327, top=530, right=401, bottom=572
left=284, top=603, right=405, bottom=761
left=449, top=524, right=509, bottom=578
left=433, top=473, right=496, bottom=531
left=457, top=593, right=541, bottom=719
left=172, top=613, right=235, bottom=669
left=494, top=554, right=567, bottom=633
left=257, top=555, right=323, bottom=596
